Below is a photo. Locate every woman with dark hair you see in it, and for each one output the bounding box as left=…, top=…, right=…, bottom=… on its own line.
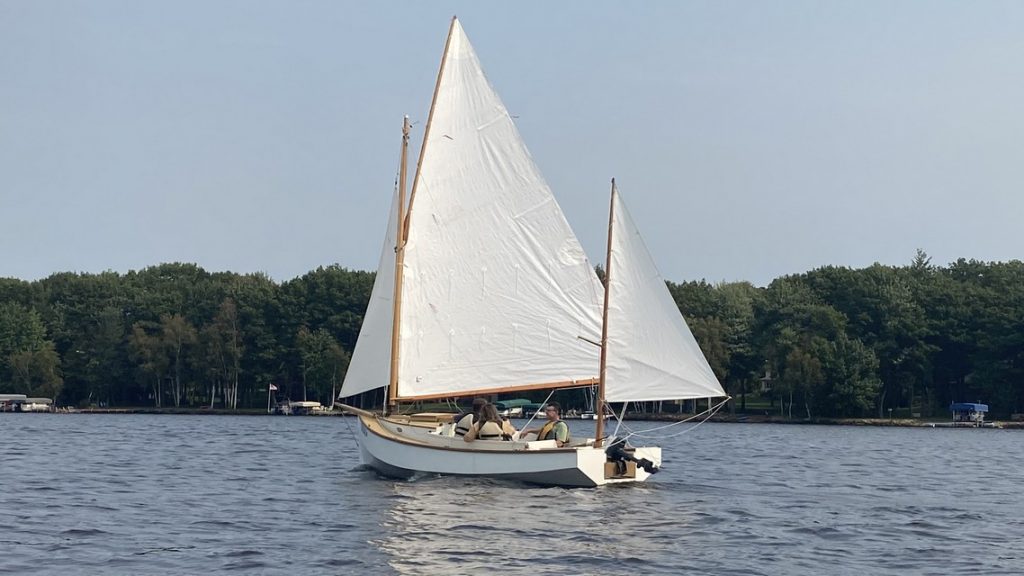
left=464, top=403, right=517, bottom=442
left=454, top=397, right=488, bottom=437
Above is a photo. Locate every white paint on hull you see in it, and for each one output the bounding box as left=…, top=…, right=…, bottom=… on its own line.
left=356, top=415, right=660, bottom=488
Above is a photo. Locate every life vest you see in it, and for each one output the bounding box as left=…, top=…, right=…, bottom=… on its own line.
left=475, top=420, right=504, bottom=440
left=538, top=419, right=568, bottom=443
left=455, top=414, right=475, bottom=437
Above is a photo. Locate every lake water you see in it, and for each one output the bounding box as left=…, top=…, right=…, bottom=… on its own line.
left=1, top=414, right=1021, bottom=575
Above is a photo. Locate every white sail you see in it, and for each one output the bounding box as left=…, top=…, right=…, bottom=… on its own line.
left=605, top=189, right=724, bottom=402
left=339, top=191, right=399, bottom=398
left=397, top=20, right=604, bottom=399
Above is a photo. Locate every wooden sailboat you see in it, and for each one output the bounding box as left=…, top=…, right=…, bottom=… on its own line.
left=338, top=17, right=725, bottom=487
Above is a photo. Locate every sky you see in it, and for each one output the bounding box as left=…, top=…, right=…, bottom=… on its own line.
left=1, top=1, right=1022, bottom=287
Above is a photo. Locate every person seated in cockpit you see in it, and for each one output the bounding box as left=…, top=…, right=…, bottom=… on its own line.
left=519, top=402, right=570, bottom=447
left=464, top=403, right=517, bottom=442
left=454, top=397, right=488, bottom=438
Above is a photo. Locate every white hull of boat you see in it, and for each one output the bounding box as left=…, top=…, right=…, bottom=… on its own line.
left=354, top=414, right=660, bottom=488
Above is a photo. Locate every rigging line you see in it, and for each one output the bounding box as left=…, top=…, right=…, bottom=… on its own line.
left=610, top=401, right=629, bottom=439
left=516, top=389, right=556, bottom=439
left=614, top=399, right=725, bottom=439
left=342, top=411, right=359, bottom=445
left=616, top=398, right=726, bottom=437
left=621, top=398, right=731, bottom=442
left=651, top=398, right=729, bottom=440
left=649, top=398, right=729, bottom=440
left=391, top=155, right=402, bottom=195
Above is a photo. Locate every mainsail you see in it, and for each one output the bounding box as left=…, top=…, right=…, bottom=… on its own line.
left=398, top=19, right=604, bottom=399
left=343, top=19, right=604, bottom=401
left=604, top=189, right=724, bottom=402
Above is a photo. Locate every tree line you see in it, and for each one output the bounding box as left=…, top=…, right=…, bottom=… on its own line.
left=1, top=252, right=1021, bottom=418
left=670, top=251, right=1023, bottom=419
left=0, top=263, right=369, bottom=410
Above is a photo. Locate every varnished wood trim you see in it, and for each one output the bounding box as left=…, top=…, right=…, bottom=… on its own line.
left=360, top=414, right=579, bottom=454
left=394, top=377, right=600, bottom=402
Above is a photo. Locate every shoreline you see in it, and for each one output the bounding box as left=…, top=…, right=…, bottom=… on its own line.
left=632, top=412, right=1024, bottom=429
left=15, top=407, right=1024, bottom=429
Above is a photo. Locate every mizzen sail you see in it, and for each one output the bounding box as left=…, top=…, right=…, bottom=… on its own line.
left=604, top=190, right=725, bottom=402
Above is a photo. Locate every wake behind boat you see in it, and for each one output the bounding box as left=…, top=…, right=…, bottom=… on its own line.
left=338, top=17, right=726, bottom=487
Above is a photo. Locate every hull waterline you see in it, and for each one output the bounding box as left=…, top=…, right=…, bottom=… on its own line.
left=353, top=413, right=660, bottom=488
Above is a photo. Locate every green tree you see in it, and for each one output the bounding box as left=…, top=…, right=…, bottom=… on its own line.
left=199, top=298, right=244, bottom=409
left=0, top=302, right=56, bottom=395
left=129, top=322, right=169, bottom=407
left=297, top=326, right=350, bottom=404
left=9, top=341, right=63, bottom=399
left=161, top=314, right=197, bottom=407
left=230, top=273, right=284, bottom=407
left=0, top=302, right=46, bottom=360
left=815, top=333, right=881, bottom=417
left=779, top=344, right=823, bottom=419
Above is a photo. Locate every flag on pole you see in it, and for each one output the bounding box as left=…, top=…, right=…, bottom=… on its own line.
left=269, top=384, right=278, bottom=391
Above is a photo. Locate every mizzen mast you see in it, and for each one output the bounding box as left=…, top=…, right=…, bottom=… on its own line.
left=387, top=116, right=410, bottom=415
left=595, top=179, right=617, bottom=448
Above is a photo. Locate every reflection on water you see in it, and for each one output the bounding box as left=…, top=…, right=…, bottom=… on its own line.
left=377, top=475, right=694, bottom=576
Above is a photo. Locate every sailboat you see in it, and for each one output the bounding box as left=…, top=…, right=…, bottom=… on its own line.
left=338, top=17, right=726, bottom=487
left=580, top=385, right=598, bottom=420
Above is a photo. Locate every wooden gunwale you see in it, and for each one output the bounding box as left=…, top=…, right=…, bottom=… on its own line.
left=360, top=414, right=579, bottom=455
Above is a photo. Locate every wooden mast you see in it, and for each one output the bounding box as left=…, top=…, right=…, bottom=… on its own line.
left=387, top=16, right=457, bottom=413
left=387, top=116, right=411, bottom=415
left=595, top=179, right=617, bottom=448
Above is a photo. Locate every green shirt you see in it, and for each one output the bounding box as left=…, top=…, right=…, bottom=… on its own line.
left=539, top=419, right=570, bottom=443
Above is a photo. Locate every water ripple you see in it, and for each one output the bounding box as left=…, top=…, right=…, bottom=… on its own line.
left=1, top=416, right=1021, bottom=574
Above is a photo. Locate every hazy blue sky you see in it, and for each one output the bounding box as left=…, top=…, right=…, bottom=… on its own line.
left=2, top=1, right=1022, bottom=286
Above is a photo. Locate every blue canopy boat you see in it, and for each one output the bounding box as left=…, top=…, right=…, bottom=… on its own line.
left=949, top=403, right=990, bottom=428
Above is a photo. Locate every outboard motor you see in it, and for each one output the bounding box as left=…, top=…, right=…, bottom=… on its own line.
left=604, top=437, right=659, bottom=475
